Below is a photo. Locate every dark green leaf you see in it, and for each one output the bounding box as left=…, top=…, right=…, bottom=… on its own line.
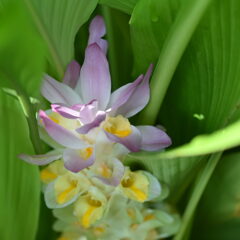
left=102, top=7, right=133, bottom=89
left=191, top=152, right=240, bottom=240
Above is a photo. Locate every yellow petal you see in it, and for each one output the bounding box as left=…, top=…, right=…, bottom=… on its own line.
left=129, top=185, right=147, bottom=202
left=48, top=112, right=81, bottom=130
left=74, top=189, right=106, bottom=228
left=81, top=205, right=97, bottom=228
left=121, top=170, right=149, bottom=202
left=98, top=163, right=112, bottom=178
left=40, top=169, right=57, bottom=183
left=104, top=115, right=132, bottom=138
left=56, top=181, right=77, bottom=204
left=79, top=147, right=93, bottom=160
left=40, top=160, right=66, bottom=184
left=93, top=226, right=106, bottom=236
left=49, top=116, right=59, bottom=124
left=144, top=214, right=155, bottom=221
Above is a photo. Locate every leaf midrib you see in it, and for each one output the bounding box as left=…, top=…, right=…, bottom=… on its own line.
left=24, top=0, right=65, bottom=78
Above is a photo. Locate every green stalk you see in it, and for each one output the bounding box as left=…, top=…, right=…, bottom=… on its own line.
left=173, top=152, right=222, bottom=240
left=0, top=70, right=43, bottom=154
left=139, top=0, right=213, bottom=125
left=17, top=93, right=43, bottom=154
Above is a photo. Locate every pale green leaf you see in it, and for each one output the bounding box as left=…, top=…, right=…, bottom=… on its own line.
left=0, top=1, right=45, bottom=97
left=0, top=91, right=40, bottom=240
left=159, top=120, right=240, bottom=158
left=26, top=0, right=98, bottom=78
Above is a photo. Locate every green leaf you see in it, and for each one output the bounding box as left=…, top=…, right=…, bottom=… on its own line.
left=131, top=0, right=212, bottom=124
left=191, top=152, right=240, bottom=240
left=25, top=0, right=98, bottom=78
left=99, top=0, right=139, bottom=14
left=127, top=105, right=240, bottom=202
left=0, top=90, right=40, bottom=240
left=128, top=118, right=240, bottom=199
left=0, top=1, right=45, bottom=97
left=127, top=0, right=240, bottom=203
left=130, top=0, right=240, bottom=143
left=130, top=0, right=175, bottom=73
left=158, top=120, right=240, bottom=158
left=159, top=0, right=240, bottom=144
left=173, top=152, right=222, bottom=240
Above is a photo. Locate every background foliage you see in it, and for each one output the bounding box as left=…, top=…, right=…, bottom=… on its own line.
left=1, top=0, right=240, bottom=239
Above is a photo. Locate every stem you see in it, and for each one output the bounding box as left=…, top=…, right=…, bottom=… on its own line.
left=0, top=70, right=43, bottom=154
left=18, top=93, right=43, bottom=154
left=173, top=152, right=222, bottom=240
left=139, top=0, right=213, bottom=124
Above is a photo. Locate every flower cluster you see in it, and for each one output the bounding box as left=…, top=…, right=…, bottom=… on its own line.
left=20, top=16, right=180, bottom=240
left=54, top=193, right=181, bottom=240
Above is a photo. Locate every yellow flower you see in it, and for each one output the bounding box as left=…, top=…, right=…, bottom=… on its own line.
left=103, top=115, right=132, bottom=137
left=40, top=160, right=66, bottom=184
left=73, top=187, right=107, bottom=228
left=54, top=173, right=90, bottom=205
left=120, top=169, right=149, bottom=202
left=119, top=168, right=161, bottom=202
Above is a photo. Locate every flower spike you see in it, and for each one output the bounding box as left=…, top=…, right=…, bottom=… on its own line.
left=19, top=15, right=178, bottom=240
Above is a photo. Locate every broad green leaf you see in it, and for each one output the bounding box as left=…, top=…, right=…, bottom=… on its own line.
left=132, top=0, right=212, bottom=125
left=191, top=152, right=240, bottom=240
left=26, top=0, right=98, bottom=78
left=100, top=0, right=139, bottom=14
left=130, top=0, right=177, bottom=73
left=0, top=91, right=40, bottom=240
left=131, top=0, right=240, bottom=143
left=160, top=0, right=240, bottom=145
left=128, top=0, right=240, bottom=202
left=0, top=1, right=45, bottom=97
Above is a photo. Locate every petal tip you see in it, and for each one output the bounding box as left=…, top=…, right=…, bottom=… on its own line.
left=39, top=110, right=47, bottom=119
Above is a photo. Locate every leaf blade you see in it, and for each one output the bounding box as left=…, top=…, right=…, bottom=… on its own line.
left=26, top=0, right=98, bottom=78
left=0, top=91, right=40, bottom=240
